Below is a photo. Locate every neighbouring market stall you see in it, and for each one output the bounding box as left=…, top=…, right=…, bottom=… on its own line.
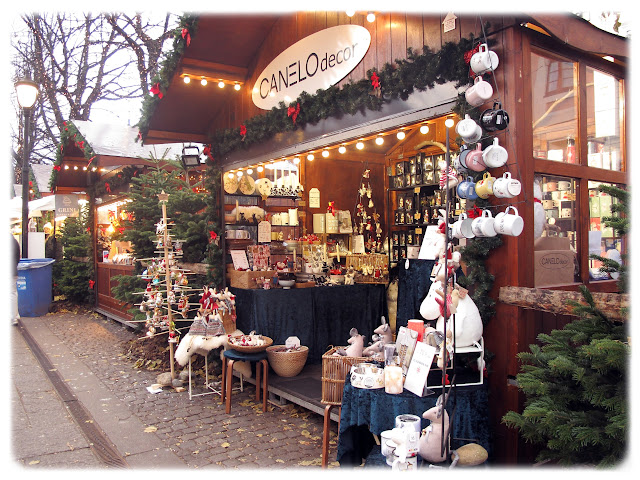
left=57, top=11, right=626, bottom=467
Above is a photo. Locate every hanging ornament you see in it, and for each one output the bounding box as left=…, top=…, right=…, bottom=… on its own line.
left=363, top=169, right=370, bottom=178
left=105, top=182, right=111, bottom=193
left=327, top=201, right=336, bottom=216
left=368, top=199, right=374, bottom=208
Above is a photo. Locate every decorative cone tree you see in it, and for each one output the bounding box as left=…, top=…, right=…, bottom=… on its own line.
left=502, top=184, right=629, bottom=467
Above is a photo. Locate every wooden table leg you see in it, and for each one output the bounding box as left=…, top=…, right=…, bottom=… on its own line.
left=225, top=359, right=234, bottom=414
left=261, top=359, right=268, bottom=412
left=322, top=404, right=334, bottom=468
left=255, top=360, right=261, bottom=402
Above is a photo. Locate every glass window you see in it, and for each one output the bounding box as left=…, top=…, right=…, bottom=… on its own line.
left=531, top=52, right=578, bottom=162
left=534, top=175, right=579, bottom=286
left=586, top=68, right=624, bottom=171
left=588, top=181, right=623, bottom=281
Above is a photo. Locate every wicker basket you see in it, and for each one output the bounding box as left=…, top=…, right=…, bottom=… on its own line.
left=321, top=346, right=368, bottom=405
left=227, top=336, right=273, bottom=353
left=266, top=345, right=309, bottom=377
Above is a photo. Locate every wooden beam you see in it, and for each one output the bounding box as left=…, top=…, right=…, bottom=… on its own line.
left=180, top=58, right=248, bottom=83
left=498, top=286, right=628, bottom=323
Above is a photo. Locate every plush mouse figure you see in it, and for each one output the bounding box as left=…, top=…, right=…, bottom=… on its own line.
left=363, top=340, right=384, bottom=357
left=372, top=316, right=393, bottom=344
left=419, top=402, right=450, bottom=464
left=335, top=328, right=365, bottom=357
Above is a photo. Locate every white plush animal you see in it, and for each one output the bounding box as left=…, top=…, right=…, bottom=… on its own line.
left=435, top=289, right=483, bottom=348
left=174, top=329, right=251, bottom=378
left=419, top=403, right=450, bottom=464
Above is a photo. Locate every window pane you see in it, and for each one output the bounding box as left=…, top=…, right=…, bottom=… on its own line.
left=531, top=53, right=578, bottom=162
left=534, top=175, right=579, bottom=286
left=588, top=181, right=623, bottom=281
left=586, top=68, right=624, bottom=171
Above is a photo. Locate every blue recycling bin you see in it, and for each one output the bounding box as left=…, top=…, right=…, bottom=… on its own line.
left=17, top=258, right=55, bottom=317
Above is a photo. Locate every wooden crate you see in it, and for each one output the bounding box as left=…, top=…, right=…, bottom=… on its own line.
left=226, top=268, right=271, bottom=289
left=321, top=347, right=368, bottom=405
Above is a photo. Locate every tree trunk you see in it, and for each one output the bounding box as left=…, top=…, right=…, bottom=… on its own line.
left=498, top=286, right=628, bottom=323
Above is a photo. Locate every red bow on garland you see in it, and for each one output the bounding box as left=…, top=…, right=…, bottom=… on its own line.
left=76, top=140, right=85, bottom=150
left=209, top=231, right=218, bottom=242
left=150, top=83, right=163, bottom=99
left=181, top=28, right=191, bottom=46
left=371, top=72, right=380, bottom=89
left=463, top=44, right=480, bottom=64
left=239, top=124, right=247, bottom=140
left=203, top=144, right=213, bottom=160
left=89, top=280, right=95, bottom=289
left=467, top=206, right=483, bottom=218
left=287, top=103, right=300, bottom=125
left=105, top=182, right=111, bottom=193
left=87, top=156, right=96, bottom=167
left=53, top=165, right=61, bottom=171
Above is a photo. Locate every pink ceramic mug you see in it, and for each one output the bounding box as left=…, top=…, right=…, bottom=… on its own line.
left=465, top=144, right=486, bottom=172
left=465, top=76, right=494, bottom=107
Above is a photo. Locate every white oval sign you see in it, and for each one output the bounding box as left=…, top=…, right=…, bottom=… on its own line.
left=252, top=25, right=371, bottom=110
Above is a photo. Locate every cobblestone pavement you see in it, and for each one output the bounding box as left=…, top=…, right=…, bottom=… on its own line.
left=22, top=310, right=341, bottom=469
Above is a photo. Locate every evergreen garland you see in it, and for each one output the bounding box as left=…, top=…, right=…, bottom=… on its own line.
left=49, top=120, right=98, bottom=190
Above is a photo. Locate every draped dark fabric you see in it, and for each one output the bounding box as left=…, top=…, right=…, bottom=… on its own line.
left=396, top=259, right=465, bottom=330
left=231, top=284, right=387, bottom=364
left=337, top=377, right=490, bottom=466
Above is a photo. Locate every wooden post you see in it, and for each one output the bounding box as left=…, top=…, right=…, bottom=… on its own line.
left=498, top=286, right=628, bottom=323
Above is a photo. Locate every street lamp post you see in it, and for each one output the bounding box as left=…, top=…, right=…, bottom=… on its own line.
left=15, top=78, right=40, bottom=259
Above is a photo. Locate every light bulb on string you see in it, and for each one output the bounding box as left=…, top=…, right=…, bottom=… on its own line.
left=228, top=172, right=234, bottom=179
left=183, top=76, right=191, bottom=84
left=375, top=136, right=384, bottom=145
left=356, top=141, right=364, bottom=150
left=218, top=81, right=225, bottom=88
left=257, top=165, right=264, bottom=173
left=322, top=150, right=329, bottom=158
left=367, top=12, right=375, bottom=23
left=338, top=145, right=346, bottom=154
left=445, top=117, right=455, bottom=128
left=293, top=157, right=301, bottom=164
left=420, top=124, right=429, bottom=134
left=234, top=83, right=241, bottom=91
left=247, top=168, right=253, bottom=175
left=236, top=170, right=243, bottom=177
left=307, top=153, right=314, bottom=161
left=200, top=77, right=207, bottom=86
left=396, top=131, right=406, bottom=140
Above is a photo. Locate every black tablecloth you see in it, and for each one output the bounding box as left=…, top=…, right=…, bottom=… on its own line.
left=231, top=284, right=387, bottom=364
left=337, top=377, right=490, bottom=466
left=396, top=259, right=436, bottom=330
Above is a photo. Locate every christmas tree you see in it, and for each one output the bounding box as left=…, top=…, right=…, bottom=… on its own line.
left=502, top=185, right=629, bottom=467
left=52, top=203, right=94, bottom=304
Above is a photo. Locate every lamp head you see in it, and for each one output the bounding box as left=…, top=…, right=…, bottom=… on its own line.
left=15, top=78, right=40, bottom=109
left=181, top=145, right=201, bottom=168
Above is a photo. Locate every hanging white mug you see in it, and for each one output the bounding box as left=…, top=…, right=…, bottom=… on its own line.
left=471, top=210, right=496, bottom=237
left=465, top=76, right=494, bottom=107
left=470, top=43, right=500, bottom=75
left=455, top=114, right=479, bottom=139
left=493, top=172, right=521, bottom=198
left=482, top=137, right=508, bottom=168
left=494, top=206, right=524, bottom=236
left=451, top=212, right=475, bottom=239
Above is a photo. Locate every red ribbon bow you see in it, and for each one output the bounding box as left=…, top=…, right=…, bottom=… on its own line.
left=53, top=165, right=61, bottom=171
left=105, top=182, right=111, bottom=193
left=371, top=72, right=380, bottom=89
left=87, top=156, right=96, bottom=167
left=150, top=83, right=163, bottom=99
left=209, top=231, right=218, bottom=241
left=287, top=103, right=300, bottom=125
left=181, top=28, right=191, bottom=46
left=203, top=144, right=213, bottom=160
left=467, top=206, right=483, bottom=218
left=76, top=140, right=84, bottom=150
left=89, top=280, right=95, bottom=289
left=464, top=44, right=480, bottom=64
left=327, top=201, right=336, bottom=216
left=239, top=125, right=247, bottom=138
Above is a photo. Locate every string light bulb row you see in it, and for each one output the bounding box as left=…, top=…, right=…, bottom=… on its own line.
left=181, top=74, right=243, bottom=91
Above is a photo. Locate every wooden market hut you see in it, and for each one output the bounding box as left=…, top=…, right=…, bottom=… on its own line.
left=51, top=120, right=203, bottom=326
left=138, top=12, right=628, bottom=464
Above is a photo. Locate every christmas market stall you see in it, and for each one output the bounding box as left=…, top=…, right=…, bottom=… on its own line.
left=50, top=120, right=205, bottom=325
left=136, top=11, right=627, bottom=467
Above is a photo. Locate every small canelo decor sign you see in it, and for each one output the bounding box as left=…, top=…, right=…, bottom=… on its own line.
left=252, top=25, right=371, bottom=110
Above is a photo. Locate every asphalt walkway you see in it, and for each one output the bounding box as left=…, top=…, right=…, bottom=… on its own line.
left=9, top=310, right=341, bottom=471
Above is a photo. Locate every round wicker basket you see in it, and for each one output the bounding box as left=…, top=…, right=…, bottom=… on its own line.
left=266, top=345, right=309, bottom=377
left=227, top=336, right=273, bottom=353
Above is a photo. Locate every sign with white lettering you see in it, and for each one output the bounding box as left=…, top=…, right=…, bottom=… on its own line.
left=55, top=194, right=79, bottom=218
left=252, top=25, right=371, bottom=110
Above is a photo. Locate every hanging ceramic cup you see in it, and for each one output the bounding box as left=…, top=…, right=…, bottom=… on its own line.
left=457, top=177, right=478, bottom=200
left=494, top=206, right=524, bottom=236
left=451, top=212, right=475, bottom=239
left=492, top=172, right=522, bottom=198
left=482, top=136, right=509, bottom=168
left=471, top=209, right=497, bottom=237
left=475, top=172, right=495, bottom=199
left=458, top=144, right=471, bottom=169
left=465, top=75, right=494, bottom=107
left=455, top=114, right=479, bottom=140
left=470, top=43, right=500, bottom=75
left=480, top=101, right=509, bottom=132
left=465, top=144, right=486, bottom=172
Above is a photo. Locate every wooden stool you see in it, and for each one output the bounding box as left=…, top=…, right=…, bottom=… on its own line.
left=221, top=349, right=268, bottom=414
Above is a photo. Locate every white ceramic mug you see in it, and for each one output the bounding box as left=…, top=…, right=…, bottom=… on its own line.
left=465, top=76, right=494, bottom=107
left=380, top=430, right=395, bottom=457
left=558, top=180, right=571, bottom=191
left=455, top=114, right=478, bottom=139
left=542, top=199, right=554, bottom=209
left=482, top=137, right=508, bottom=168
left=452, top=212, right=475, bottom=239
left=470, top=43, right=500, bottom=75
left=236, top=230, right=250, bottom=239
left=561, top=207, right=572, bottom=218
left=493, top=172, right=521, bottom=198
left=471, top=210, right=496, bottom=237
left=494, top=206, right=524, bottom=236
left=288, top=208, right=299, bottom=226
left=462, top=123, right=483, bottom=144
